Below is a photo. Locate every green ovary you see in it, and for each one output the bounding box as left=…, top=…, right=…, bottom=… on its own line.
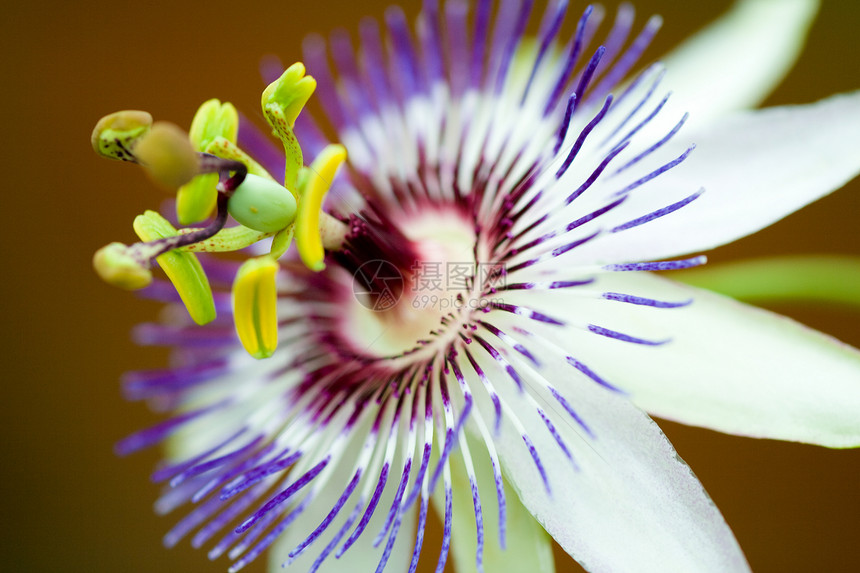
left=227, top=174, right=298, bottom=233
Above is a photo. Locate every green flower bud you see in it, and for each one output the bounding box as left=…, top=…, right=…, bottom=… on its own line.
left=228, top=174, right=297, bottom=233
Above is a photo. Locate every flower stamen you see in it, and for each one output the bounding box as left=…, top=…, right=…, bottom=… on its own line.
left=233, top=257, right=280, bottom=359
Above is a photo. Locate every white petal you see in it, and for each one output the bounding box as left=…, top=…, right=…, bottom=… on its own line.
left=565, top=91, right=860, bottom=265
left=536, top=271, right=860, bottom=447
left=658, top=0, right=818, bottom=126
left=464, top=334, right=749, bottom=572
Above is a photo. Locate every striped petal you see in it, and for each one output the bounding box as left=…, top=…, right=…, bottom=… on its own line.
left=461, top=325, right=749, bottom=573
left=563, top=90, right=860, bottom=265
left=528, top=270, right=860, bottom=447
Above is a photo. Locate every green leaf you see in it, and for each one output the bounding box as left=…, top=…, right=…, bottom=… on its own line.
left=672, top=255, right=860, bottom=309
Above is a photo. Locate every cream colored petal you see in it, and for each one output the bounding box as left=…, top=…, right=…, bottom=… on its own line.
left=659, top=0, right=819, bottom=126
left=523, top=271, right=860, bottom=447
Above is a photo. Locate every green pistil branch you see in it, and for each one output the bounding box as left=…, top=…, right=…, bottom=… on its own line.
left=91, top=61, right=349, bottom=358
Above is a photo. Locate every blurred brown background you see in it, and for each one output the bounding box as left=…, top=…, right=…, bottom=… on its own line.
left=2, top=0, right=859, bottom=571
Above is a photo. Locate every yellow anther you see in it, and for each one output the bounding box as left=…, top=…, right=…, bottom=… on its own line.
left=177, top=100, right=240, bottom=225
left=261, top=62, right=317, bottom=192
left=92, top=242, right=153, bottom=290
left=134, top=122, right=199, bottom=190
left=232, top=257, right=280, bottom=359
left=91, top=110, right=153, bottom=162
left=176, top=173, right=219, bottom=225
left=133, top=211, right=216, bottom=325
left=296, top=144, right=347, bottom=272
